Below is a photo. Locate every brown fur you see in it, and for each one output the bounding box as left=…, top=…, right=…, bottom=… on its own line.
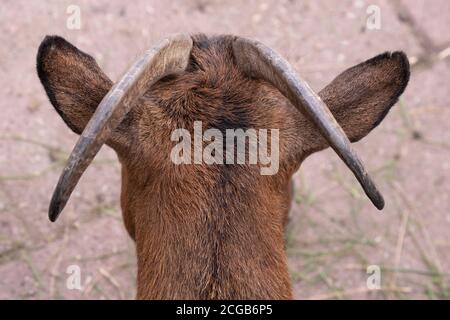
left=37, top=34, right=410, bottom=299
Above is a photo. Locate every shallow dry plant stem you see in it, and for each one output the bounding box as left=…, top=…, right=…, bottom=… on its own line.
left=0, top=134, right=62, bottom=152
left=394, top=182, right=443, bottom=273
left=390, top=181, right=411, bottom=289
left=21, top=249, right=45, bottom=298
left=306, top=286, right=412, bottom=300
left=99, top=267, right=124, bottom=300
left=344, top=264, right=450, bottom=278
left=83, top=273, right=101, bottom=297
left=391, top=181, right=448, bottom=298
left=49, top=225, right=69, bottom=298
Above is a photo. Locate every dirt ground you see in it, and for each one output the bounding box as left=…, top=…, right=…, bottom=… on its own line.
left=0, top=0, right=449, bottom=299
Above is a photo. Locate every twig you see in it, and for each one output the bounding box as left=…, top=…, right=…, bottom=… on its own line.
left=390, top=182, right=411, bottom=289
left=306, top=286, right=412, bottom=300
left=99, top=267, right=125, bottom=300
left=345, top=264, right=450, bottom=278
left=48, top=224, right=70, bottom=298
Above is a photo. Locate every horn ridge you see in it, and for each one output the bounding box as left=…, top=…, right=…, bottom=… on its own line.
left=49, top=34, right=193, bottom=222
left=232, top=37, right=384, bottom=210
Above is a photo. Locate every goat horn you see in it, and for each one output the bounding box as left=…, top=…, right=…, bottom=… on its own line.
left=49, top=34, right=193, bottom=222
left=232, top=37, right=384, bottom=210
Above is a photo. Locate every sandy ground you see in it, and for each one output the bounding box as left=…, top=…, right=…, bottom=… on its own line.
left=0, top=0, right=449, bottom=299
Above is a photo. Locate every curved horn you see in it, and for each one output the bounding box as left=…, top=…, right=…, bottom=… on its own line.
left=232, top=37, right=384, bottom=210
left=49, top=34, right=193, bottom=222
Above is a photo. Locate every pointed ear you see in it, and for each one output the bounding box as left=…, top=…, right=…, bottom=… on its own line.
left=37, top=36, right=113, bottom=134
left=37, top=35, right=131, bottom=150
left=303, top=51, right=410, bottom=154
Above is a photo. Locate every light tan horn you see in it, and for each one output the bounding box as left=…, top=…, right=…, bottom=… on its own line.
left=49, top=34, right=193, bottom=222
left=232, top=37, right=384, bottom=210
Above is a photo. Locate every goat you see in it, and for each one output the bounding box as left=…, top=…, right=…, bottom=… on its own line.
left=36, top=33, right=410, bottom=299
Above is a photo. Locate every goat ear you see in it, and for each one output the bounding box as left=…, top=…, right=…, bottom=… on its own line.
left=37, top=36, right=114, bottom=135
left=304, top=51, right=410, bottom=153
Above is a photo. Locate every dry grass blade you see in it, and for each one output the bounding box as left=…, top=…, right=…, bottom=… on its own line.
left=306, top=286, right=412, bottom=300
